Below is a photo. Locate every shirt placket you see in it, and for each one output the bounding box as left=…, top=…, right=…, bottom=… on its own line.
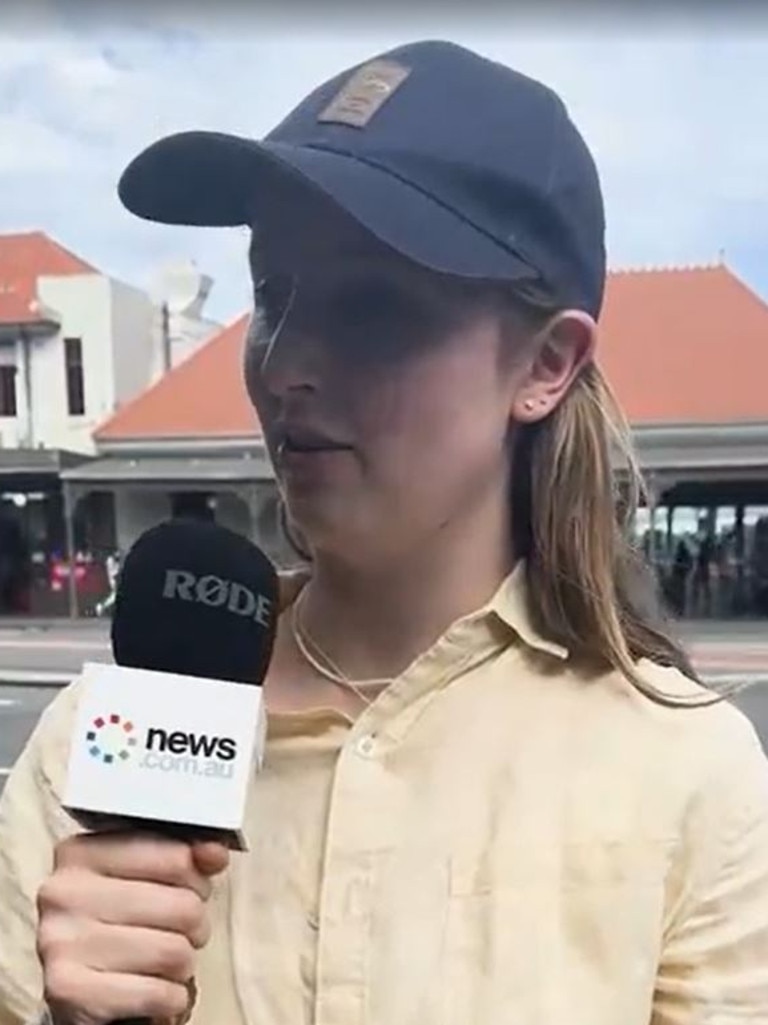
left=312, top=728, right=387, bottom=1025
left=313, top=621, right=506, bottom=1025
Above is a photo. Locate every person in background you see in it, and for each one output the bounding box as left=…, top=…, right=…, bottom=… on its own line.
left=692, top=531, right=714, bottom=617
left=94, top=550, right=120, bottom=618
left=0, top=510, right=31, bottom=615
left=670, top=536, right=693, bottom=617
left=1, top=39, right=767, bottom=1025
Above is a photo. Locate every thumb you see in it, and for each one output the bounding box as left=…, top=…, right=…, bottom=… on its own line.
left=191, top=840, right=230, bottom=877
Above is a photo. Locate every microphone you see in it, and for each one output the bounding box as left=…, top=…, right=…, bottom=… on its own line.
left=61, top=519, right=280, bottom=1022
left=64, top=517, right=279, bottom=844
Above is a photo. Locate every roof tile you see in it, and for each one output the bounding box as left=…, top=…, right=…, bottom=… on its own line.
left=96, top=314, right=259, bottom=440
left=599, top=265, right=768, bottom=424
left=0, top=230, right=96, bottom=326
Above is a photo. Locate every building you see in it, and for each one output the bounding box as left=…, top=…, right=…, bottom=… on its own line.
left=596, top=264, right=768, bottom=616
left=27, top=259, right=768, bottom=618
left=0, top=231, right=220, bottom=614
left=61, top=314, right=294, bottom=614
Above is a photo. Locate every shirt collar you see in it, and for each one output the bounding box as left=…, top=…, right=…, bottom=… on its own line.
left=280, top=560, right=569, bottom=662
left=487, top=561, right=569, bottom=661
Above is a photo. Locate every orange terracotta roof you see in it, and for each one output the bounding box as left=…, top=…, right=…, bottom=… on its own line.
left=599, top=265, right=768, bottom=425
left=0, top=230, right=95, bottom=326
left=95, top=263, right=768, bottom=441
left=96, top=315, right=260, bottom=441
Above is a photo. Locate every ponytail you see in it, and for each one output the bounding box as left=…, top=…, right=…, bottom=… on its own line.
left=513, top=361, right=722, bottom=707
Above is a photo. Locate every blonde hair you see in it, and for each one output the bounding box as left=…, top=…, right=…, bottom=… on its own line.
left=512, top=355, right=726, bottom=708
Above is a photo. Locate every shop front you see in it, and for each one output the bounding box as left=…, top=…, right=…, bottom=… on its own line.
left=632, top=423, right=768, bottom=618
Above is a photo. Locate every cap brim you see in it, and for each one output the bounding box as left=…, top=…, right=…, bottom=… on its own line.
left=118, top=131, right=538, bottom=283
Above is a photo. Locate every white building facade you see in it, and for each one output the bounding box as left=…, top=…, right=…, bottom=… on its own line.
left=0, top=249, right=218, bottom=457
left=0, top=232, right=220, bottom=615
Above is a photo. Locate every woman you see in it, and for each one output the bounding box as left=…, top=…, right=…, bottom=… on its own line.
left=1, top=40, right=767, bottom=1025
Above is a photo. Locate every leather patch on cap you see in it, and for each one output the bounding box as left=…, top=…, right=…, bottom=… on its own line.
left=318, top=59, right=410, bottom=128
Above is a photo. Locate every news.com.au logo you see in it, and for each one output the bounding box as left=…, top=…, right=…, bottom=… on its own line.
left=86, top=713, right=138, bottom=765
left=85, top=713, right=238, bottom=780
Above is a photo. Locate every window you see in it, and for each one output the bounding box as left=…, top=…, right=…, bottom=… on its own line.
left=0, top=344, right=16, bottom=417
left=0, top=365, right=16, bottom=417
left=64, top=337, right=85, bottom=416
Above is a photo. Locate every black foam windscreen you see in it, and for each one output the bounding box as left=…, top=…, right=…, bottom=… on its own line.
left=111, top=519, right=279, bottom=686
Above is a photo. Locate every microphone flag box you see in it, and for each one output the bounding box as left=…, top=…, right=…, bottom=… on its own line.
left=63, top=662, right=267, bottom=851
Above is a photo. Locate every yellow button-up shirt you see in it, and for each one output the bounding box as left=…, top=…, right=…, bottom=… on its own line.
left=1, top=569, right=768, bottom=1025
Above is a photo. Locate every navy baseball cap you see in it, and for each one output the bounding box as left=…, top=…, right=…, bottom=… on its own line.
left=119, top=40, right=606, bottom=317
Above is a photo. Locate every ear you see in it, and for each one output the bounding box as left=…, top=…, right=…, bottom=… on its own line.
left=512, top=310, right=597, bottom=423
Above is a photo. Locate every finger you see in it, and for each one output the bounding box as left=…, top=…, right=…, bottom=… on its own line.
left=190, top=840, right=230, bottom=878
left=45, top=961, right=190, bottom=1025
left=44, top=921, right=196, bottom=983
left=38, top=873, right=210, bottom=948
left=55, top=834, right=213, bottom=899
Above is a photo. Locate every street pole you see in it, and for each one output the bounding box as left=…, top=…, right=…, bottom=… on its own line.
left=161, top=302, right=172, bottom=374
left=63, top=483, right=79, bottom=620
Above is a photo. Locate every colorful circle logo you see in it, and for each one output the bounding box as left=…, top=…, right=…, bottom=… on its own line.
left=86, top=713, right=138, bottom=765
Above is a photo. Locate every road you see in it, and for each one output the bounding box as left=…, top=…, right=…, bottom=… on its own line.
left=0, top=622, right=110, bottom=684
left=0, top=687, right=56, bottom=785
left=0, top=620, right=767, bottom=796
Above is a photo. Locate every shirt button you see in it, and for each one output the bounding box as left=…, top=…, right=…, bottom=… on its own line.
left=356, top=734, right=376, bottom=758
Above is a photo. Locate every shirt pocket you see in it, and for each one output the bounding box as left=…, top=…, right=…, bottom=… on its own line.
left=441, top=839, right=674, bottom=1025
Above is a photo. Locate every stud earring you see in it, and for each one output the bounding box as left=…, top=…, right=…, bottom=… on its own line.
left=523, top=399, right=535, bottom=411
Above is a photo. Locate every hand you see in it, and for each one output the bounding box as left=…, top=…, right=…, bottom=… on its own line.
left=37, top=834, right=229, bottom=1025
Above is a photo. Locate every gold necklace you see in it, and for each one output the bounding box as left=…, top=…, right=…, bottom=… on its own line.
left=290, top=589, right=394, bottom=706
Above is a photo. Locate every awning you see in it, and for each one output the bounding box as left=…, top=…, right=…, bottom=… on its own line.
left=60, top=452, right=275, bottom=487
left=0, top=448, right=90, bottom=477
left=633, top=422, right=768, bottom=474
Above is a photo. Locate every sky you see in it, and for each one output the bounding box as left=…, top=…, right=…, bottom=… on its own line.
left=1, top=1, right=767, bottom=324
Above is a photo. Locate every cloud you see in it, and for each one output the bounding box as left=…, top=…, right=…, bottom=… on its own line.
left=0, top=11, right=766, bottom=320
